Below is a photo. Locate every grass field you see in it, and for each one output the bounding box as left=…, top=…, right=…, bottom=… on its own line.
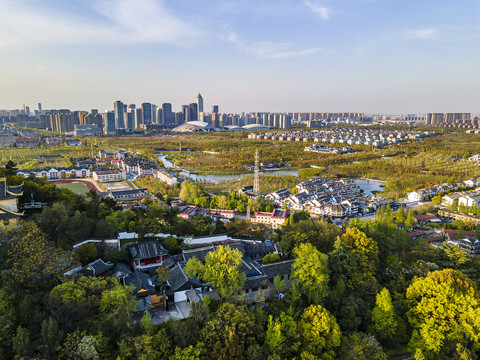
left=56, top=182, right=91, bottom=195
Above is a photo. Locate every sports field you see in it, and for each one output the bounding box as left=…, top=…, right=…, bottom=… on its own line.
left=55, top=182, right=91, bottom=195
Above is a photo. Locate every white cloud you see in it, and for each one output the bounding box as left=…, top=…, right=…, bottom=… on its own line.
left=224, top=29, right=321, bottom=58
left=245, top=41, right=321, bottom=58
left=0, top=0, right=202, bottom=49
left=404, top=28, right=438, bottom=40
left=303, top=0, right=331, bottom=20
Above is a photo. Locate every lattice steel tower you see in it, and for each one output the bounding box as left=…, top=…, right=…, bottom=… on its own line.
left=254, top=149, right=260, bottom=194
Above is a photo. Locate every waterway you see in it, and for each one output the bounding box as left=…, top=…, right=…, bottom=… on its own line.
left=156, top=154, right=384, bottom=194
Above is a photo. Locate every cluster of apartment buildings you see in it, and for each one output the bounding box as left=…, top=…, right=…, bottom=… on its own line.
left=121, top=157, right=158, bottom=177
left=304, top=143, right=353, bottom=154
left=406, top=178, right=480, bottom=202
left=248, top=128, right=435, bottom=146
left=425, top=113, right=480, bottom=128
left=266, top=178, right=364, bottom=218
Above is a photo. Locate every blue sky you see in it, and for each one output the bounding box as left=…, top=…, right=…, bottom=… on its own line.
left=0, top=0, right=479, bottom=114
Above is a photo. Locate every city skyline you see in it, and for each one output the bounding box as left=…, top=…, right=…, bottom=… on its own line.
left=1, top=0, right=479, bottom=113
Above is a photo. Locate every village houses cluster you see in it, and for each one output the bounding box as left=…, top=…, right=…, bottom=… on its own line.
left=248, top=128, right=435, bottom=146
left=266, top=177, right=392, bottom=218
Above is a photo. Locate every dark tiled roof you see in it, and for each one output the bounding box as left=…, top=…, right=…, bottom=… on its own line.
left=243, top=276, right=269, bottom=290
left=111, top=188, right=148, bottom=196
left=124, top=271, right=155, bottom=297
left=262, top=260, right=294, bottom=278
left=110, top=263, right=131, bottom=280
left=182, top=246, right=215, bottom=262
left=129, top=241, right=167, bottom=260
left=243, top=242, right=277, bottom=257
left=167, top=264, right=189, bottom=291
left=81, top=259, right=113, bottom=277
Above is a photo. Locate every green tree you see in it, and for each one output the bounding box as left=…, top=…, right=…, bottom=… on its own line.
left=74, top=243, right=98, bottom=266
left=4, top=160, right=17, bottom=176
left=370, top=288, right=397, bottom=343
left=432, top=195, right=442, bottom=205
left=338, top=333, right=387, bottom=360
left=171, top=342, right=206, bottom=360
left=291, top=243, right=330, bottom=304
left=300, top=305, right=341, bottom=359
left=405, top=209, right=415, bottom=231
left=5, top=221, right=73, bottom=288
left=262, top=253, right=280, bottom=264
left=41, top=317, right=62, bottom=357
left=156, top=264, right=170, bottom=284
left=185, top=245, right=246, bottom=299
left=406, top=269, right=480, bottom=356
left=395, top=205, right=406, bottom=224
left=13, top=326, right=30, bottom=357
left=200, top=303, right=256, bottom=359
left=140, top=310, right=157, bottom=336
left=266, top=312, right=301, bottom=359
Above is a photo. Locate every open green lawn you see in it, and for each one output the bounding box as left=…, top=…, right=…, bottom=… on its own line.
left=56, top=182, right=90, bottom=195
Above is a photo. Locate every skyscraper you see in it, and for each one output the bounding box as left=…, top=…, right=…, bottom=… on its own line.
left=162, top=103, right=173, bottom=126
left=189, top=103, right=198, bottom=122
left=182, top=105, right=190, bottom=122
left=126, top=110, right=135, bottom=130
left=102, top=111, right=116, bottom=134
left=135, top=108, right=143, bottom=128
left=142, top=103, right=152, bottom=124
left=196, top=93, right=203, bottom=114
left=38, top=103, right=42, bottom=114
left=152, top=104, right=157, bottom=123
left=212, top=105, right=219, bottom=114
left=114, top=100, right=125, bottom=129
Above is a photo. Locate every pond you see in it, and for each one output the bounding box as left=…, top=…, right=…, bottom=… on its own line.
left=156, top=154, right=385, bottom=194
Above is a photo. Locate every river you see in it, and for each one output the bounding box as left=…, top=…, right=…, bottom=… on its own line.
left=156, top=154, right=384, bottom=194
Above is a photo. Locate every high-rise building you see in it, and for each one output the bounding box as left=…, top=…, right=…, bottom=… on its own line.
left=38, top=103, right=42, bottom=114
left=152, top=104, right=157, bottom=123
left=212, top=105, right=219, bottom=114
left=282, top=114, right=291, bottom=129
left=196, top=93, right=203, bottom=114
left=162, top=103, right=173, bottom=126
left=114, top=101, right=125, bottom=129
left=102, top=111, right=116, bottom=134
left=91, top=109, right=98, bottom=115
left=175, top=112, right=184, bottom=125
left=189, top=103, right=198, bottom=121
left=142, top=103, right=152, bottom=124
left=126, top=110, right=135, bottom=130
left=135, top=108, right=143, bottom=128
left=182, top=105, right=190, bottom=122
left=157, top=108, right=163, bottom=125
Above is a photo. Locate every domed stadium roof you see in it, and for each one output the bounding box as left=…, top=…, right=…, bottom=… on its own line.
left=242, top=124, right=270, bottom=131
left=172, top=121, right=214, bottom=132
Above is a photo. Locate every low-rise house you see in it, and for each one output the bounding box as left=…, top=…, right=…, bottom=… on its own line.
left=80, top=259, right=113, bottom=277
left=447, top=237, right=480, bottom=257
left=155, top=170, right=178, bottom=186
left=250, top=209, right=288, bottom=229
left=93, top=169, right=126, bottom=183
left=458, top=193, right=480, bottom=208
left=407, top=190, right=425, bottom=202
left=442, top=192, right=464, bottom=207
left=178, top=205, right=198, bottom=219
left=129, top=241, right=168, bottom=271
left=109, top=188, right=148, bottom=201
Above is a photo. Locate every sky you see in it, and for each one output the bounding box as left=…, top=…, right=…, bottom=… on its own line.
left=0, top=0, right=480, bottom=114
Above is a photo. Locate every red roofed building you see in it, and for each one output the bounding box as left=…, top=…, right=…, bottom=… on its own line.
left=250, top=209, right=289, bottom=229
